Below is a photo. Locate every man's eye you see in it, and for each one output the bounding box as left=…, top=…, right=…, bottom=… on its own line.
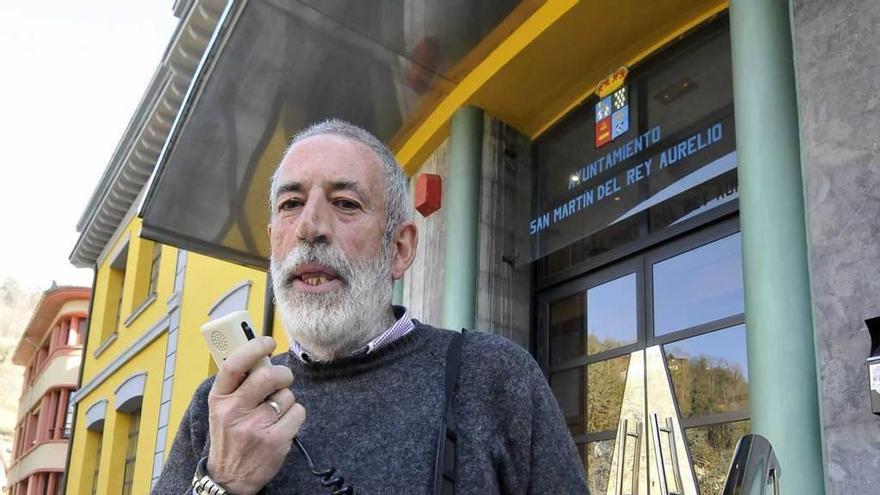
left=278, top=199, right=301, bottom=211
left=334, top=199, right=360, bottom=210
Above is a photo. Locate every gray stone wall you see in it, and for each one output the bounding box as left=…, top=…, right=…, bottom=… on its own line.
left=402, top=139, right=449, bottom=327
left=475, top=117, right=532, bottom=348
left=403, top=116, right=532, bottom=349
left=792, top=0, right=880, bottom=492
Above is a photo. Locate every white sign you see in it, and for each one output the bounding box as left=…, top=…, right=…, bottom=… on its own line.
left=870, top=362, right=880, bottom=393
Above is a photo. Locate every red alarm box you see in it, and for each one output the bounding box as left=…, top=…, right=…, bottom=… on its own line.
left=415, top=173, right=442, bottom=217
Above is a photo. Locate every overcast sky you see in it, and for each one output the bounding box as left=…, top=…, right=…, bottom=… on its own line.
left=0, top=1, right=179, bottom=290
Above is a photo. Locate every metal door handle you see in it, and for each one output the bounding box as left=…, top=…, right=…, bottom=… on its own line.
left=614, top=419, right=642, bottom=495
left=650, top=413, right=684, bottom=495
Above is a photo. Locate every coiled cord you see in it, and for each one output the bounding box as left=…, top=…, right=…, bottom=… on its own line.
left=293, top=437, right=354, bottom=494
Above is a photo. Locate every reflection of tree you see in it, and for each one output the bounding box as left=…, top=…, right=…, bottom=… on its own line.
left=665, top=351, right=748, bottom=417
left=686, top=421, right=750, bottom=495
left=586, top=440, right=615, bottom=495
left=586, top=335, right=628, bottom=433
left=586, top=331, right=627, bottom=355
left=575, top=334, right=751, bottom=495
left=667, top=349, right=749, bottom=495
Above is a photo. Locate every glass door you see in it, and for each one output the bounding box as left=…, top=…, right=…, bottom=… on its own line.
left=537, top=221, right=749, bottom=495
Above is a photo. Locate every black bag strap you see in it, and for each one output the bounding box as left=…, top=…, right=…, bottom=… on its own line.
left=433, top=330, right=466, bottom=495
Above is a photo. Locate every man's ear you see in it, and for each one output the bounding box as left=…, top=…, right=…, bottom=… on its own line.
left=390, top=221, right=418, bottom=280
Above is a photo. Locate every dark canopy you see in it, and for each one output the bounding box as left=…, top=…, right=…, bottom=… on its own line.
left=140, top=0, right=521, bottom=268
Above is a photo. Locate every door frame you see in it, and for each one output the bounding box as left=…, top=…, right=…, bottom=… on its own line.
left=535, top=215, right=749, bottom=447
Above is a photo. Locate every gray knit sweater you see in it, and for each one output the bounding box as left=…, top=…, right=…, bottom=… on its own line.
left=153, top=322, right=587, bottom=494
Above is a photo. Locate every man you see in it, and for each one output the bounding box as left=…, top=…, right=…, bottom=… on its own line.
left=154, top=120, right=587, bottom=494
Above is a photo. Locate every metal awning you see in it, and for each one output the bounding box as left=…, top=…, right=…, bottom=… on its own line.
left=139, top=0, right=524, bottom=269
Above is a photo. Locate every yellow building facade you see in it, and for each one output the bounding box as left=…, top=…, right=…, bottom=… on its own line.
left=65, top=216, right=284, bottom=494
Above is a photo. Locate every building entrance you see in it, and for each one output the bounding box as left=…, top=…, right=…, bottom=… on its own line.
left=537, top=220, right=748, bottom=495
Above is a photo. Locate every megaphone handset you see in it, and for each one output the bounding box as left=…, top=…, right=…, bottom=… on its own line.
left=201, top=311, right=354, bottom=494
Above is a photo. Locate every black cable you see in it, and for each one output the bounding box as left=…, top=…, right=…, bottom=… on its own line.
left=293, top=437, right=354, bottom=494
left=239, top=322, right=353, bottom=493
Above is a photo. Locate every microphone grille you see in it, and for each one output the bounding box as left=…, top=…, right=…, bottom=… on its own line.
left=210, top=330, right=229, bottom=353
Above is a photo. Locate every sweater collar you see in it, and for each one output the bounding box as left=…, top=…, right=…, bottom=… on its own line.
left=289, top=305, right=414, bottom=363
left=284, top=320, right=430, bottom=378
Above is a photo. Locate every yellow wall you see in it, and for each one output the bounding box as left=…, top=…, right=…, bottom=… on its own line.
left=166, top=250, right=276, bottom=441
left=83, top=220, right=176, bottom=384
left=66, top=335, right=165, bottom=494
left=66, top=216, right=273, bottom=495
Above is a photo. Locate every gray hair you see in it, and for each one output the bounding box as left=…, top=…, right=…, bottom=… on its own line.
left=269, top=119, right=411, bottom=242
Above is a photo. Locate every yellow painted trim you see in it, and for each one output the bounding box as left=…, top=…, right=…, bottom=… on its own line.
left=529, top=1, right=729, bottom=139
left=394, top=0, right=579, bottom=174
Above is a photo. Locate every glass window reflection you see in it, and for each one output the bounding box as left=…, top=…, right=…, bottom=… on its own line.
left=653, top=233, right=744, bottom=335
left=685, top=420, right=750, bottom=495
left=549, top=293, right=584, bottom=366
left=663, top=325, right=749, bottom=418
left=645, top=29, right=733, bottom=139
left=587, top=354, right=630, bottom=433
left=587, top=273, right=637, bottom=355
left=550, top=368, right=584, bottom=435
left=585, top=439, right=615, bottom=495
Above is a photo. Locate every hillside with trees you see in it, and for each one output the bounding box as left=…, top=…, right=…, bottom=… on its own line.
left=0, top=278, right=42, bottom=458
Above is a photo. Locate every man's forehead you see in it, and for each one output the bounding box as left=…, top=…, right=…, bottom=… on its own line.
left=279, top=134, right=382, bottom=178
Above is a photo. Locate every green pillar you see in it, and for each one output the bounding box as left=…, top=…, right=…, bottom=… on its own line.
left=441, top=106, right=483, bottom=331
left=393, top=279, right=403, bottom=306
left=730, top=1, right=825, bottom=493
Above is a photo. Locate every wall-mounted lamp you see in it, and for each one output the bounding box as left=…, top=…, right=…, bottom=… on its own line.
left=866, top=316, right=880, bottom=416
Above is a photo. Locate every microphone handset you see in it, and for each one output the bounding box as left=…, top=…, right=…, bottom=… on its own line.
left=201, top=311, right=354, bottom=494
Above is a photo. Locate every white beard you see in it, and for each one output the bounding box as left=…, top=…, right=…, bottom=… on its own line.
left=270, top=241, right=394, bottom=362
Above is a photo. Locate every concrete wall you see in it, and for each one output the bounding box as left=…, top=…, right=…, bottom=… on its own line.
left=475, top=117, right=532, bottom=348
left=791, top=0, right=880, bottom=492
left=402, top=139, right=449, bottom=327
left=403, top=116, right=532, bottom=348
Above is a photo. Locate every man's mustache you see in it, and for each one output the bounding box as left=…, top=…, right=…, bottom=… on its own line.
left=272, top=243, right=354, bottom=290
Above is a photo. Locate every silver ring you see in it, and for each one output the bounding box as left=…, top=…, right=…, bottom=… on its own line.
left=266, top=399, right=282, bottom=420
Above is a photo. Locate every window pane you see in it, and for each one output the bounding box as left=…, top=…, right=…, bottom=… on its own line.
left=55, top=473, right=66, bottom=495
left=664, top=325, right=749, bottom=418
left=585, top=439, right=615, bottom=495
left=587, top=354, right=630, bottom=433
left=644, top=30, right=733, bottom=141
left=653, top=233, right=743, bottom=335
left=549, top=293, right=585, bottom=366
left=526, top=23, right=734, bottom=266
left=91, top=441, right=102, bottom=495
left=122, top=411, right=141, bottom=495
left=685, top=420, right=750, bottom=495
left=587, top=273, right=637, bottom=354
left=550, top=368, right=584, bottom=435
left=148, top=243, right=162, bottom=295
left=63, top=396, right=75, bottom=439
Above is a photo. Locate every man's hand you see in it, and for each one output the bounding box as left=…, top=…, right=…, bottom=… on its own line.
left=206, top=336, right=306, bottom=495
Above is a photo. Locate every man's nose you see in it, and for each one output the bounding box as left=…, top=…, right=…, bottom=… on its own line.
left=294, top=196, right=331, bottom=244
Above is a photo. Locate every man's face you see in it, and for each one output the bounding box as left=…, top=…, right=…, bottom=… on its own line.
left=267, top=134, right=396, bottom=359
left=269, top=134, right=388, bottom=288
